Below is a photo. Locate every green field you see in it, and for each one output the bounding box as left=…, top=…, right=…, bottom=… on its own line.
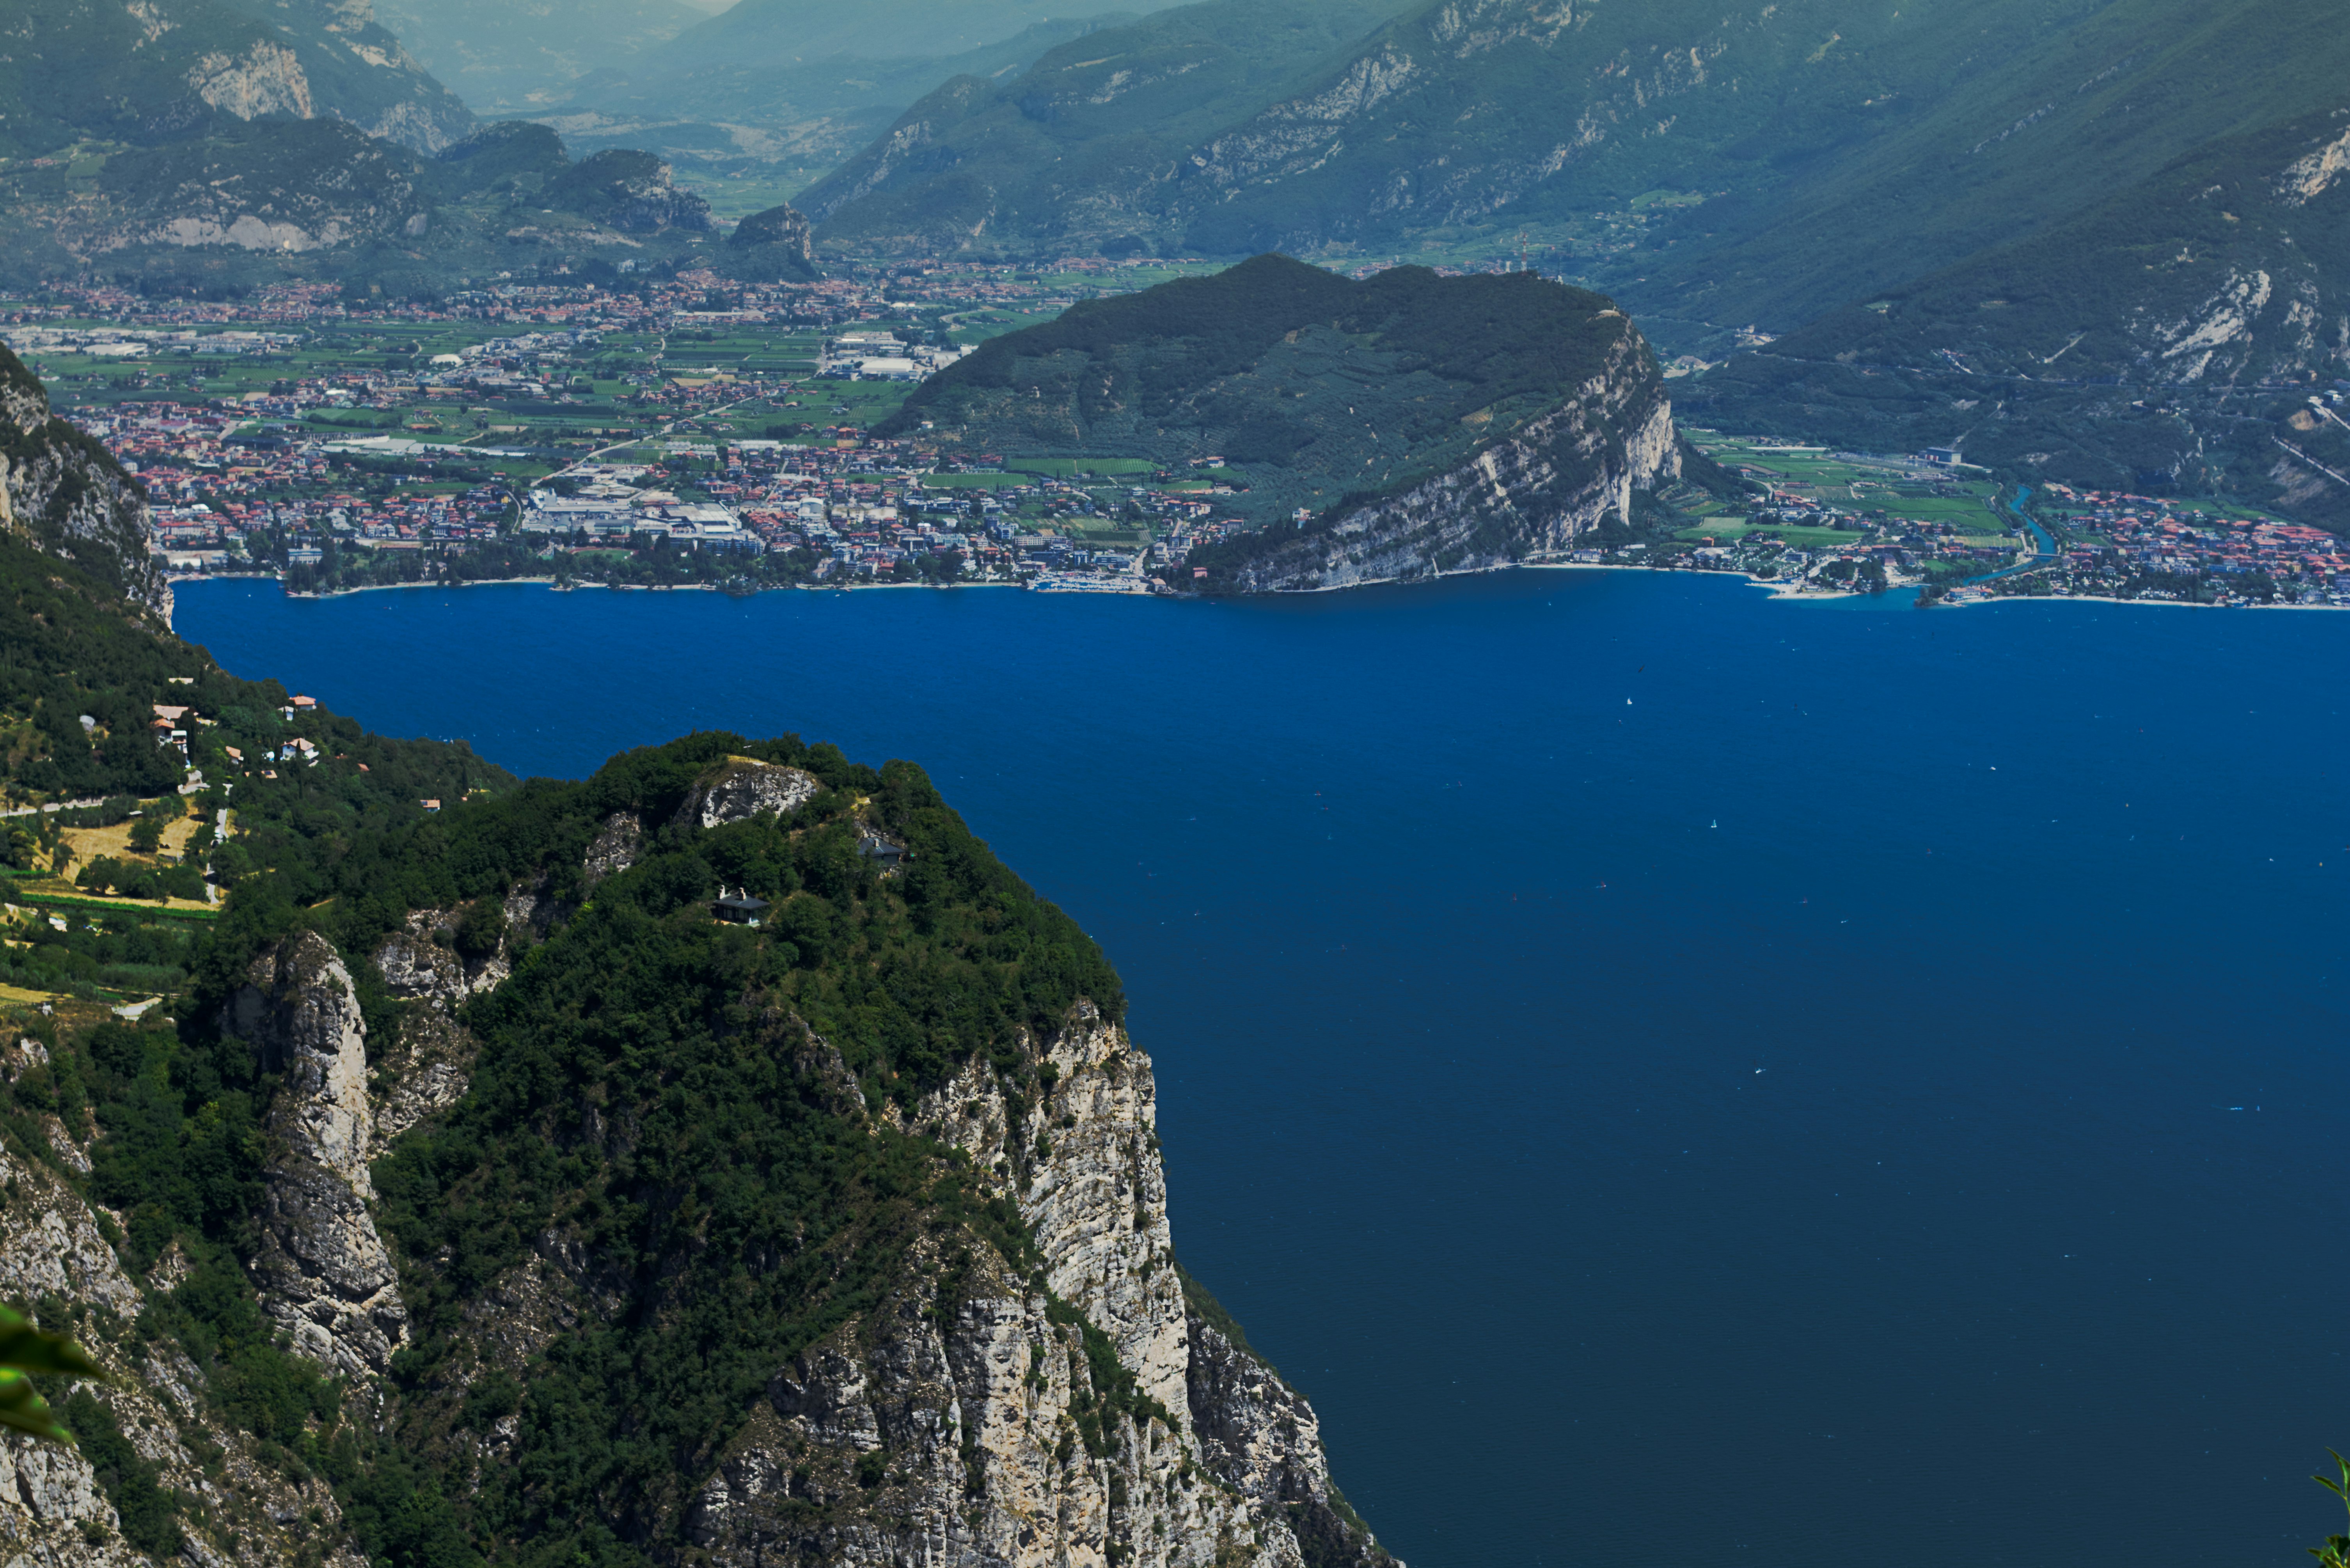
left=919, top=472, right=1033, bottom=489
left=1002, top=457, right=1159, bottom=477
left=1686, top=432, right=2021, bottom=536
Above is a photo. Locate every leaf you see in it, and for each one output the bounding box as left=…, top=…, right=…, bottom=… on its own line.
left=0, top=1369, right=73, bottom=1444
left=0, top=1306, right=106, bottom=1382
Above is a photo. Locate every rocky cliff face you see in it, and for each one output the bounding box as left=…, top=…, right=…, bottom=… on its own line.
left=724, top=201, right=820, bottom=282
left=1209, top=312, right=1677, bottom=592
left=226, top=932, right=408, bottom=1377
left=0, top=1039, right=372, bottom=1568
left=184, top=0, right=477, bottom=154
left=548, top=149, right=717, bottom=234
left=0, top=768, right=1392, bottom=1568
left=0, top=347, right=168, bottom=622
left=683, top=1002, right=1392, bottom=1568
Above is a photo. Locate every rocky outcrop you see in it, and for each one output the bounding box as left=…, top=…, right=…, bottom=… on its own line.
left=1187, top=1317, right=1385, bottom=1568
left=1214, top=312, right=1676, bottom=592
left=678, top=758, right=823, bottom=829
left=0, top=347, right=168, bottom=621
left=99, top=118, right=433, bottom=262
left=373, top=909, right=488, bottom=1142
left=687, top=1235, right=1289, bottom=1568
left=582, top=810, right=643, bottom=886
left=683, top=1007, right=1395, bottom=1568
left=188, top=40, right=317, bottom=122
left=548, top=149, right=715, bottom=234
left=226, top=932, right=407, bottom=1376
left=724, top=202, right=818, bottom=281
left=370, top=883, right=556, bottom=1138
left=922, top=1006, right=1189, bottom=1419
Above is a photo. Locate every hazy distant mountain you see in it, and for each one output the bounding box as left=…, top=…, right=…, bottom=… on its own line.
left=806, top=0, right=2350, bottom=319
left=797, top=0, right=1419, bottom=249
left=372, top=0, right=711, bottom=114
left=648, top=0, right=1177, bottom=69
left=533, top=16, right=1134, bottom=191
left=2, top=0, right=476, bottom=156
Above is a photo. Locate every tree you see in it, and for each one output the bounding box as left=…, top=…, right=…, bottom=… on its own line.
left=127, top=816, right=164, bottom=856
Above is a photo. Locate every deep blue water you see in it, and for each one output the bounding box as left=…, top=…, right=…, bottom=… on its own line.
left=177, top=571, right=2348, bottom=1568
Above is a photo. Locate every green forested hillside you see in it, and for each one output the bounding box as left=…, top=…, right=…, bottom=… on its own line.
left=804, top=0, right=2350, bottom=341
left=0, top=532, right=1131, bottom=1563
left=794, top=0, right=1418, bottom=250
left=879, top=252, right=1644, bottom=524
left=1681, top=107, right=2350, bottom=515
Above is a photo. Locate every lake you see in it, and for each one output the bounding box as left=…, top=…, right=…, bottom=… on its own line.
left=177, top=570, right=2349, bottom=1568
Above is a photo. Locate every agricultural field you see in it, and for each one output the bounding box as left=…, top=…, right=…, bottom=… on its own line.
left=1681, top=432, right=2025, bottom=543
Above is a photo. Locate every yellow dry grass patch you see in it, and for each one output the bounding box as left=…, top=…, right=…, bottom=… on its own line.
left=59, top=803, right=200, bottom=865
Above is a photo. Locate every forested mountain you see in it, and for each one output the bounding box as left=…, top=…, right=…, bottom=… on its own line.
left=1, top=346, right=167, bottom=616
left=1, top=0, right=476, bottom=157
left=886, top=254, right=1697, bottom=587
left=1, top=110, right=721, bottom=296
left=0, top=0, right=740, bottom=294
left=794, top=0, right=1418, bottom=250
left=523, top=0, right=1200, bottom=181
left=0, top=347, right=1393, bottom=1568
left=1680, top=106, right=2350, bottom=509
left=792, top=0, right=2350, bottom=523
left=806, top=0, right=2350, bottom=325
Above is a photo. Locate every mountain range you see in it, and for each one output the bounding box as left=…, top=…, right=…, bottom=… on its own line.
left=12, top=0, right=2350, bottom=523
left=2, top=0, right=476, bottom=158
left=781, top=0, right=2350, bottom=516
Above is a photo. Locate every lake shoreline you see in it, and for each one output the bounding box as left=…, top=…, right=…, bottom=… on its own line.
left=176, top=557, right=2346, bottom=611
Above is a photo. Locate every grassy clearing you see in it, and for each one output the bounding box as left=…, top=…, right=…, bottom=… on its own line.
left=918, top=472, right=1031, bottom=489
left=1003, top=457, right=1157, bottom=477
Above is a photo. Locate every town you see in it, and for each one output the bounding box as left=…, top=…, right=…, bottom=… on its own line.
left=6, top=271, right=2347, bottom=607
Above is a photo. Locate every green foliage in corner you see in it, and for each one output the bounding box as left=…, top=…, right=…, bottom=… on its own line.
left=0, top=1303, right=105, bottom=1442
left=2313, top=1450, right=2350, bottom=1568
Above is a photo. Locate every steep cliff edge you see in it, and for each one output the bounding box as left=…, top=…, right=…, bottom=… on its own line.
left=678, top=1001, right=1391, bottom=1568
left=0, top=346, right=167, bottom=621
left=226, top=932, right=409, bottom=1377
left=0, top=345, right=1386, bottom=1560
left=0, top=708, right=1397, bottom=1566
left=1198, top=312, right=1676, bottom=591
left=345, top=743, right=1399, bottom=1568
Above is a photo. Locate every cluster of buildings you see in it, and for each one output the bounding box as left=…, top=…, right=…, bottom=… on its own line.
left=2020, top=486, right=2350, bottom=604
left=817, top=332, right=970, bottom=381
left=51, top=399, right=512, bottom=571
